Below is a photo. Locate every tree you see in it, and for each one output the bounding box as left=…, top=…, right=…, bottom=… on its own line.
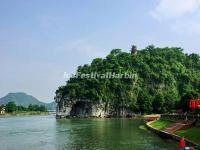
left=17, top=105, right=27, bottom=111
left=137, top=90, right=152, bottom=114
left=55, top=45, right=200, bottom=115
left=39, top=105, right=47, bottom=112
left=152, top=94, right=164, bottom=113
left=28, top=104, right=47, bottom=112
left=5, top=102, right=17, bottom=113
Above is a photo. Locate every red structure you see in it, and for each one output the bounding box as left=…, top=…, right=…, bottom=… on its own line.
left=189, top=98, right=200, bottom=109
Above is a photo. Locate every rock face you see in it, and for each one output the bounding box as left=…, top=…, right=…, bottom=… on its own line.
left=70, top=101, right=106, bottom=117
left=55, top=90, right=135, bottom=118
left=56, top=99, right=106, bottom=118
left=56, top=97, right=135, bottom=118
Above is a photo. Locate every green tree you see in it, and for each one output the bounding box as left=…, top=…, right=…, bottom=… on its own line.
left=5, top=102, right=17, bottom=113
left=152, top=94, right=164, bottom=113
left=17, top=105, right=27, bottom=111
left=55, top=45, right=200, bottom=115
left=137, top=90, right=152, bottom=114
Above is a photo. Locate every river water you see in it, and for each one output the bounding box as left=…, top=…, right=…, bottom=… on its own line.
left=0, top=115, right=178, bottom=150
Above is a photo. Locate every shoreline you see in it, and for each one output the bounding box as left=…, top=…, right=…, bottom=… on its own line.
left=55, top=114, right=160, bottom=120
left=146, top=120, right=199, bottom=149
left=0, top=111, right=50, bottom=117
left=55, top=114, right=144, bottom=119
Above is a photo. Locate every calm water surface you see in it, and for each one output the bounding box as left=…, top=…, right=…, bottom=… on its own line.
left=0, top=116, right=178, bottom=150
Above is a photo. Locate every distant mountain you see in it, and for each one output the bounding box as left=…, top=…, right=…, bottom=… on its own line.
left=46, top=101, right=56, bottom=111
left=0, top=92, right=56, bottom=110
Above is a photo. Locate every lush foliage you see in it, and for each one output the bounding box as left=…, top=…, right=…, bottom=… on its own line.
left=5, top=101, right=47, bottom=113
left=28, top=104, right=47, bottom=112
left=55, top=46, right=200, bottom=114
left=5, top=102, right=17, bottom=113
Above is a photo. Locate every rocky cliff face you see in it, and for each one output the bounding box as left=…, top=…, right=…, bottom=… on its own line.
left=70, top=101, right=106, bottom=117
left=56, top=98, right=135, bottom=118
left=56, top=99, right=106, bottom=118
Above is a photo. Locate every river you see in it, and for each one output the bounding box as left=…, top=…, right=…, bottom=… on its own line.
left=0, top=115, right=178, bottom=150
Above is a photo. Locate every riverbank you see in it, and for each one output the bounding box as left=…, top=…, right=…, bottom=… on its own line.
left=0, top=111, right=49, bottom=117
left=149, top=119, right=174, bottom=130
left=147, top=119, right=200, bottom=149
left=175, top=125, right=200, bottom=145
left=56, top=112, right=144, bottom=119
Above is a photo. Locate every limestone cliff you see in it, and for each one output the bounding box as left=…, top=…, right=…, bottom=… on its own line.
left=56, top=97, right=135, bottom=118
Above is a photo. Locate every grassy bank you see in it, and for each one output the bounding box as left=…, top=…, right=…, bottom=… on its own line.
left=175, top=125, right=200, bottom=145
left=149, top=119, right=200, bottom=148
left=1, top=111, right=49, bottom=116
left=149, top=119, right=174, bottom=130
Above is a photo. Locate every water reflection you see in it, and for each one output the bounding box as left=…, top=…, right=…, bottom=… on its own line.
left=55, top=118, right=177, bottom=150
left=0, top=116, right=178, bottom=150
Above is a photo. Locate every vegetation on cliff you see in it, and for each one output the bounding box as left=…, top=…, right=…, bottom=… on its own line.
left=55, top=45, right=200, bottom=114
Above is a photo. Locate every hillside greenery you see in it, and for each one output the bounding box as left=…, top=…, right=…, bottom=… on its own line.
left=0, top=92, right=56, bottom=110
left=55, top=45, right=200, bottom=114
left=4, top=101, right=47, bottom=113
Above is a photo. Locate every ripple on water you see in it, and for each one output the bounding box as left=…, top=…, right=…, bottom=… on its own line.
left=0, top=116, right=177, bottom=150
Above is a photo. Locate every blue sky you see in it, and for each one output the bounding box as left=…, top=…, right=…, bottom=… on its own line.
left=1, top=0, right=200, bottom=102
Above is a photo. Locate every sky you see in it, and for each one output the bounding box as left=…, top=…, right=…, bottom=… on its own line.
left=0, top=0, right=200, bottom=102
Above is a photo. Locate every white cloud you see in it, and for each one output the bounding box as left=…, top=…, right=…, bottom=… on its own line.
left=150, top=0, right=200, bottom=35
left=150, top=0, right=200, bottom=20
left=171, top=20, right=200, bottom=34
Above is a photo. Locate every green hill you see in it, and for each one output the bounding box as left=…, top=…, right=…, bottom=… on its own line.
left=55, top=45, right=200, bottom=114
left=0, top=92, right=56, bottom=110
